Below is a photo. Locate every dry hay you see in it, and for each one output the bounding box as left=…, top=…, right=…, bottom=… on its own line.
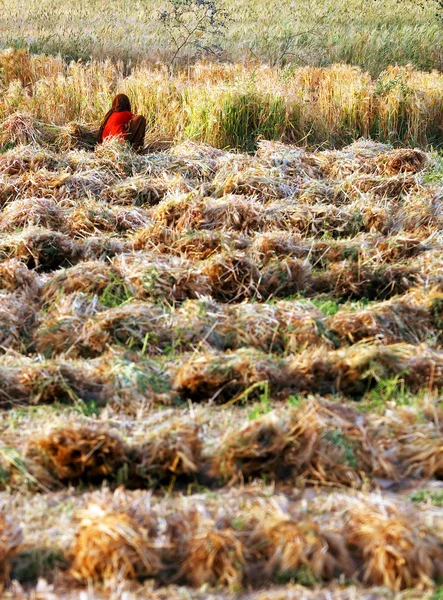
left=310, top=260, right=422, bottom=300
left=0, top=292, right=35, bottom=352
left=168, top=140, right=225, bottom=174
left=376, top=148, right=428, bottom=176
left=263, top=202, right=357, bottom=237
left=259, top=257, right=311, bottom=300
left=80, top=235, right=131, bottom=261
left=0, top=259, right=41, bottom=297
left=372, top=412, right=443, bottom=479
left=75, top=301, right=170, bottom=356
left=71, top=505, right=160, bottom=582
left=346, top=500, right=443, bottom=590
left=0, top=144, right=63, bottom=176
left=41, top=261, right=122, bottom=304
left=256, top=140, right=323, bottom=180
left=395, top=191, right=442, bottom=232
left=200, top=195, right=266, bottom=234
left=32, top=292, right=100, bottom=357
left=32, top=424, right=128, bottom=483
left=0, top=513, right=23, bottom=585
left=211, top=401, right=396, bottom=487
left=327, top=292, right=437, bottom=345
left=151, top=192, right=203, bottom=230
left=102, top=173, right=189, bottom=206
left=0, top=197, right=63, bottom=231
left=208, top=156, right=296, bottom=200
left=137, top=421, right=202, bottom=482
left=66, top=200, right=120, bottom=236
left=172, top=349, right=287, bottom=402
left=338, top=172, right=418, bottom=202
left=248, top=232, right=305, bottom=263
left=202, top=251, right=261, bottom=302
left=54, top=122, right=98, bottom=151
left=208, top=300, right=326, bottom=353
left=0, top=113, right=50, bottom=146
left=177, top=526, right=245, bottom=588
left=316, top=140, right=393, bottom=179
left=113, top=252, right=211, bottom=302
left=0, top=355, right=109, bottom=406
left=12, top=227, right=82, bottom=272
left=248, top=508, right=355, bottom=582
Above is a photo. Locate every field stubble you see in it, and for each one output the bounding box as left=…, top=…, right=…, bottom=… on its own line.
left=0, top=67, right=443, bottom=598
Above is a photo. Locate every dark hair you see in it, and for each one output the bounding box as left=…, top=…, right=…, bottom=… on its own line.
left=112, top=93, right=131, bottom=112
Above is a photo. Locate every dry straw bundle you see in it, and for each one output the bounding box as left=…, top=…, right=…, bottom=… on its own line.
left=346, top=499, right=443, bottom=590
left=33, top=424, right=128, bottom=483
left=71, top=505, right=160, bottom=582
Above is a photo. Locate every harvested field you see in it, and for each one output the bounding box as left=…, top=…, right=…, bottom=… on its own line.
left=1, top=134, right=443, bottom=599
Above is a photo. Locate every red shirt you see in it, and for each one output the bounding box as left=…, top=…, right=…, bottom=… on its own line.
left=102, top=110, right=134, bottom=140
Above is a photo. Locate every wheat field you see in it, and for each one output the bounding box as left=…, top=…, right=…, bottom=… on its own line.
left=0, top=46, right=443, bottom=598
left=0, top=0, right=442, bottom=75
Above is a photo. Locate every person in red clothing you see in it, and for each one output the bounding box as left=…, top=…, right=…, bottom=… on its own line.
left=97, top=94, right=146, bottom=152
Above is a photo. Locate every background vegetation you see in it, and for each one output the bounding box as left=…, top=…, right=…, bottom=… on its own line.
left=1, top=50, right=443, bottom=151
left=0, top=0, right=442, bottom=75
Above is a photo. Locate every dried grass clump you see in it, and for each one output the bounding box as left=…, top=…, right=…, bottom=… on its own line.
left=0, top=513, right=23, bottom=584
left=169, top=140, right=225, bottom=174
left=71, top=506, right=160, bottom=582
left=310, top=260, right=421, bottom=300
left=0, top=355, right=109, bottom=406
left=80, top=235, right=131, bottom=260
left=211, top=401, right=395, bottom=487
left=41, top=261, right=120, bottom=303
left=328, top=294, right=434, bottom=345
left=138, top=421, right=202, bottom=481
left=0, top=112, right=47, bottom=145
left=210, top=413, right=289, bottom=483
left=0, top=292, right=35, bottom=352
left=346, top=500, right=443, bottom=590
left=33, top=424, right=128, bottom=482
left=0, top=258, right=41, bottom=297
left=0, top=197, right=63, bottom=231
left=32, top=292, right=100, bottom=357
left=201, top=195, right=266, bottom=233
left=14, top=227, right=82, bottom=272
left=287, top=344, right=396, bottom=396
left=66, top=200, right=119, bottom=236
left=256, top=140, right=323, bottom=180
left=202, top=252, right=261, bottom=302
left=210, top=300, right=326, bottom=353
left=317, top=140, right=393, bottom=179
left=178, top=525, right=245, bottom=588
left=173, top=349, right=287, bottom=401
left=209, top=159, right=296, bottom=201
left=0, top=144, right=63, bottom=175
left=114, top=253, right=211, bottom=302
left=248, top=232, right=304, bottom=263
left=259, top=257, right=311, bottom=299
left=55, top=122, right=97, bottom=151
left=376, top=148, right=428, bottom=176
left=249, top=510, right=354, bottom=582
left=340, top=172, right=418, bottom=202
left=77, top=301, right=169, bottom=356
left=102, top=174, right=188, bottom=206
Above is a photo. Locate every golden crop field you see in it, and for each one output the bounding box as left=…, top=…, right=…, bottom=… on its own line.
left=0, top=0, right=441, bottom=75
left=0, top=40, right=442, bottom=600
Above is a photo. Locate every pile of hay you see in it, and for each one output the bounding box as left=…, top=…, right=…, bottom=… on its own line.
left=71, top=505, right=160, bottom=582
left=137, top=421, right=202, bottom=482
left=346, top=499, right=443, bottom=590
left=33, top=424, right=128, bottom=483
